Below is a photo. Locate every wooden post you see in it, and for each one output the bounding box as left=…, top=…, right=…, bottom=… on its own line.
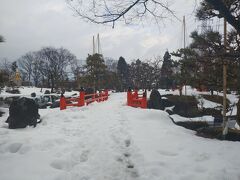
left=93, top=35, right=95, bottom=54
left=222, top=18, right=228, bottom=137
left=183, top=16, right=187, bottom=96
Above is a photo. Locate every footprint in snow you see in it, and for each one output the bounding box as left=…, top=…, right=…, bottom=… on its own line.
left=125, top=139, right=131, bottom=147
left=7, top=143, right=23, bottom=153
left=64, top=119, right=72, bottom=123
left=158, top=150, right=178, bottom=157
left=71, top=150, right=90, bottom=163
left=115, top=152, right=131, bottom=163
left=50, top=159, right=73, bottom=171
left=126, top=165, right=139, bottom=178
left=80, top=150, right=90, bottom=162
left=69, top=114, right=85, bottom=120
left=40, top=119, right=47, bottom=126
left=194, top=153, right=210, bottom=162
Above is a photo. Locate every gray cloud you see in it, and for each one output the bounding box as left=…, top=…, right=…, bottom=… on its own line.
left=0, top=0, right=199, bottom=62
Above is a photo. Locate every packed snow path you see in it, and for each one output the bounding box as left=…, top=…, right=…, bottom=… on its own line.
left=0, top=93, right=240, bottom=180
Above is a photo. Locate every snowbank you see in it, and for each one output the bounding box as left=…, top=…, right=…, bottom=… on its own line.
left=0, top=92, right=240, bottom=180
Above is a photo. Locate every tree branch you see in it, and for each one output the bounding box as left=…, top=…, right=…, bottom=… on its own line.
left=205, top=0, right=240, bottom=34
left=66, top=0, right=179, bottom=27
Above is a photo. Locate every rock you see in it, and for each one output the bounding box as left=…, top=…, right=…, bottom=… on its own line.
left=44, top=90, right=50, bottom=94
left=6, top=97, right=41, bottom=129
left=0, top=110, right=4, bottom=117
left=31, top=92, right=36, bottom=97
left=175, top=121, right=209, bottom=131
left=148, top=89, right=163, bottom=110
left=50, top=101, right=60, bottom=108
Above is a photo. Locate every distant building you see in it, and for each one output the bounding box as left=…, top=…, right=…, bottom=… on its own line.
left=11, top=68, right=22, bottom=86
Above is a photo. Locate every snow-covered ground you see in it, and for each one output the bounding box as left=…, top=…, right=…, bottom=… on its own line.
left=0, top=91, right=240, bottom=180
left=0, top=86, right=79, bottom=98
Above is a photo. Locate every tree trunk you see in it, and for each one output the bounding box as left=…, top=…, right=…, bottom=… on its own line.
left=28, top=74, right=31, bottom=86
left=51, top=79, right=54, bottom=93
left=34, top=79, right=38, bottom=87
left=237, top=99, right=240, bottom=127
left=210, top=89, right=214, bottom=96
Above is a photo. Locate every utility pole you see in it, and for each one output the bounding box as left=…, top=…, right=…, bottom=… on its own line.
left=183, top=16, right=187, bottom=96
left=93, top=35, right=95, bottom=55
left=97, top=33, right=100, bottom=54
left=222, top=18, right=228, bottom=137
left=183, top=16, right=186, bottom=49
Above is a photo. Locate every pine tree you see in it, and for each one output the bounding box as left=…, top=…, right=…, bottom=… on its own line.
left=11, top=61, right=18, bottom=73
left=117, top=56, right=129, bottom=91
left=85, top=53, right=107, bottom=90
left=174, top=30, right=238, bottom=93
left=160, top=51, right=174, bottom=89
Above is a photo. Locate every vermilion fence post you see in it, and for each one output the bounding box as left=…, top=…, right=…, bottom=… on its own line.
left=79, top=88, right=85, bottom=106
left=60, top=94, right=67, bottom=110
left=92, top=93, right=95, bottom=103
left=99, top=92, right=101, bottom=102
left=105, top=90, right=108, bottom=100
left=127, top=88, right=132, bottom=106
left=101, top=91, right=104, bottom=100
left=96, top=92, right=99, bottom=102
left=60, top=88, right=109, bottom=110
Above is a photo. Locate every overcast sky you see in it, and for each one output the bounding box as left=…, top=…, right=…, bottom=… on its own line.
left=0, top=0, right=201, bottom=62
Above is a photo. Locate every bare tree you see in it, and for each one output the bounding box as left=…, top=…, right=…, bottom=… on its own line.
left=0, top=58, right=11, bottom=74
left=0, top=58, right=11, bottom=87
left=18, top=52, right=35, bottom=83
left=38, top=47, right=77, bottom=92
left=148, top=56, right=162, bottom=88
left=70, top=59, right=85, bottom=89
left=66, top=0, right=179, bottom=27
left=32, top=54, right=42, bottom=87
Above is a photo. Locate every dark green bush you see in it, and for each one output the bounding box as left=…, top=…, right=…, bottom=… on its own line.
left=202, top=108, right=221, bottom=116
left=197, top=127, right=240, bottom=141
left=6, top=88, right=20, bottom=94
left=166, top=95, right=200, bottom=117
left=175, top=121, right=209, bottom=131
left=202, top=94, right=230, bottom=108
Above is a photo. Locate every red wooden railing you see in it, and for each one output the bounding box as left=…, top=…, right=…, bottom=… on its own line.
left=127, top=89, right=147, bottom=109
left=60, top=89, right=108, bottom=110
